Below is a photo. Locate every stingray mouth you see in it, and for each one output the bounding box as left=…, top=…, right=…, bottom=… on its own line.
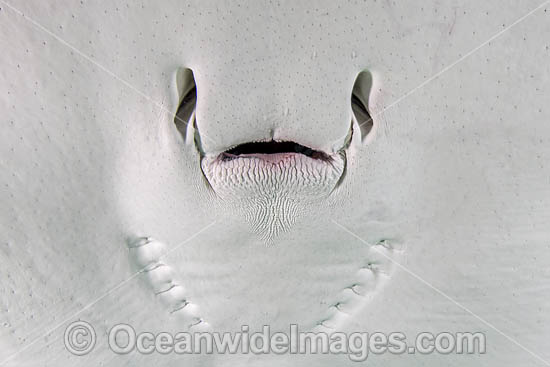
left=200, top=139, right=347, bottom=199
left=219, top=140, right=333, bottom=162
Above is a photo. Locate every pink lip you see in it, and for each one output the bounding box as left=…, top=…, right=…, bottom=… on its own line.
left=221, top=152, right=306, bottom=164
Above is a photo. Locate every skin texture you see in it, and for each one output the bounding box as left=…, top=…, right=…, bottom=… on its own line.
left=201, top=151, right=347, bottom=240
left=2, top=1, right=550, bottom=366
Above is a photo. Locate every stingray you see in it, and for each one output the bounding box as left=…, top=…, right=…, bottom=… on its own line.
left=1, top=1, right=550, bottom=366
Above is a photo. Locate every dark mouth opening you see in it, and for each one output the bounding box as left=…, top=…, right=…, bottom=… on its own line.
left=220, top=141, right=332, bottom=161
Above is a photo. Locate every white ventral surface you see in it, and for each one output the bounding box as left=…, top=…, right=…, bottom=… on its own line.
left=1, top=1, right=550, bottom=366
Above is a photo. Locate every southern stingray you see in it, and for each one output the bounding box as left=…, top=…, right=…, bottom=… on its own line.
left=1, top=1, right=550, bottom=366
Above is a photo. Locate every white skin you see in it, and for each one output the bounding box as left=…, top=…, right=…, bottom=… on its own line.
left=1, top=1, right=550, bottom=366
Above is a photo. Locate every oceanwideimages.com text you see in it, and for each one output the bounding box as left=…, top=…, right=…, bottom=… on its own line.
left=64, top=321, right=486, bottom=361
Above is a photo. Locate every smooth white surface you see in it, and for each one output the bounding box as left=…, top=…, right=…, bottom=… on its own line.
left=1, top=1, right=550, bottom=366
